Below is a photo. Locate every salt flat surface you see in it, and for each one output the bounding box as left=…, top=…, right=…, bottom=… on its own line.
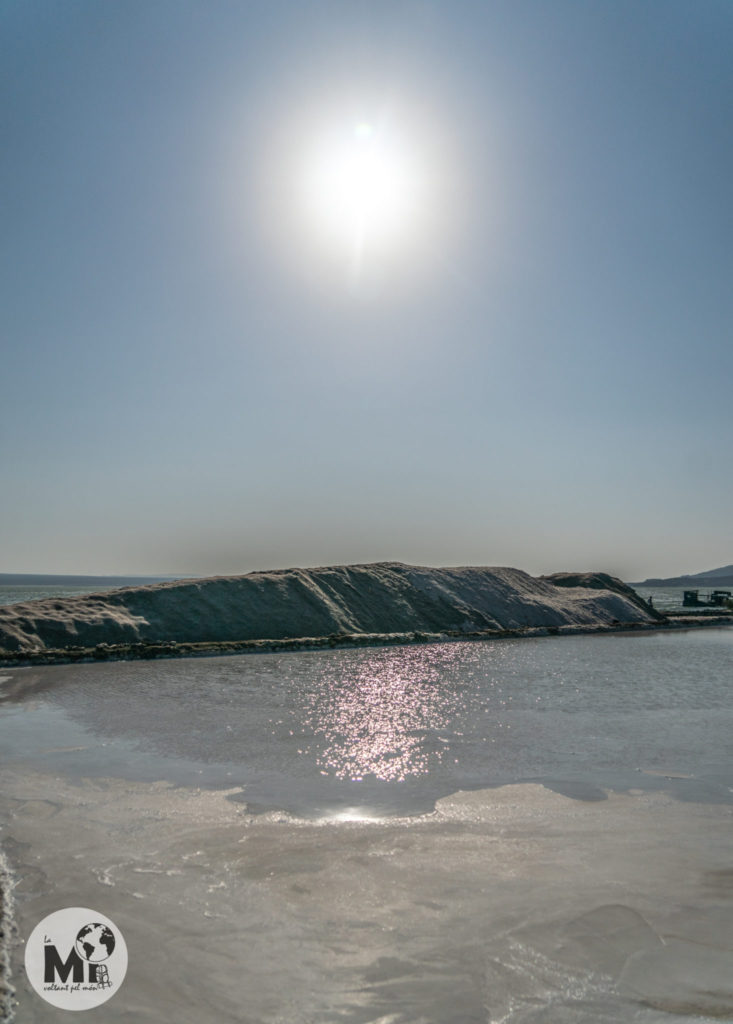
left=3, top=773, right=733, bottom=1023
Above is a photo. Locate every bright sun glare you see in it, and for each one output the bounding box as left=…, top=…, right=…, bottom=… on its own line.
left=303, top=120, right=420, bottom=274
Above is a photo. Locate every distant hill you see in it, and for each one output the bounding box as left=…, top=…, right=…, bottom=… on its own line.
left=692, top=564, right=733, bottom=580
left=632, top=564, right=733, bottom=588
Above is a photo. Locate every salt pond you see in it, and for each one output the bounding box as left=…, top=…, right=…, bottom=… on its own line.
left=1, top=627, right=732, bottom=1021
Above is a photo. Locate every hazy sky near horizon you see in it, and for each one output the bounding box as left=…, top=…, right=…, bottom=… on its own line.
left=2, top=0, right=732, bottom=581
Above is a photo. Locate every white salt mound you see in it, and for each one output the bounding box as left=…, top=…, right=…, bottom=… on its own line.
left=0, top=562, right=656, bottom=653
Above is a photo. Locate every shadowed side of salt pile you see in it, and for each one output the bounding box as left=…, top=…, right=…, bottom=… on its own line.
left=0, top=561, right=659, bottom=654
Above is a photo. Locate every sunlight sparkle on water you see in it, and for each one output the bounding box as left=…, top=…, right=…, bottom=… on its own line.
left=301, top=645, right=478, bottom=781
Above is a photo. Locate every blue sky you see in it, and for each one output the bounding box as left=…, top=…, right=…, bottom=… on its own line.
left=2, top=0, right=731, bottom=579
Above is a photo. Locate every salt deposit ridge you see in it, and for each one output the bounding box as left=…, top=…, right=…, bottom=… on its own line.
left=0, top=562, right=659, bottom=654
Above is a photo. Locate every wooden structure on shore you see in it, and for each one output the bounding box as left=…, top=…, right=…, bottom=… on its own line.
left=683, top=589, right=732, bottom=607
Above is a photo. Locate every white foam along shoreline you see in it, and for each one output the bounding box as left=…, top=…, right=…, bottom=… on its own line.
left=0, top=847, right=14, bottom=1023
left=0, top=562, right=660, bottom=655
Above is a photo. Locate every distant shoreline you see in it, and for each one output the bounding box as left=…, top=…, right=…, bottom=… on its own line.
left=0, top=573, right=181, bottom=587
left=1, top=614, right=730, bottom=670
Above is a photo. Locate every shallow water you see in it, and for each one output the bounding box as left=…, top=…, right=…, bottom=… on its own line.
left=1, top=627, right=732, bottom=1022
left=2, top=628, right=732, bottom=814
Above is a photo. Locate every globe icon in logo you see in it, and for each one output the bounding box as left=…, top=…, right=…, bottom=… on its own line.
left=75, top=922, right=116, bottom=963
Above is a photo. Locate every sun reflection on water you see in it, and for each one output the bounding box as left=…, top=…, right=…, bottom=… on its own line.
left=323, top=806, right=381, bottom=823
left=299, top=644, right=485, bottom=781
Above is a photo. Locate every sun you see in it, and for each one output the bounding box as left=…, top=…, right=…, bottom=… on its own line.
left=302, top=119, right=420, bottom=272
